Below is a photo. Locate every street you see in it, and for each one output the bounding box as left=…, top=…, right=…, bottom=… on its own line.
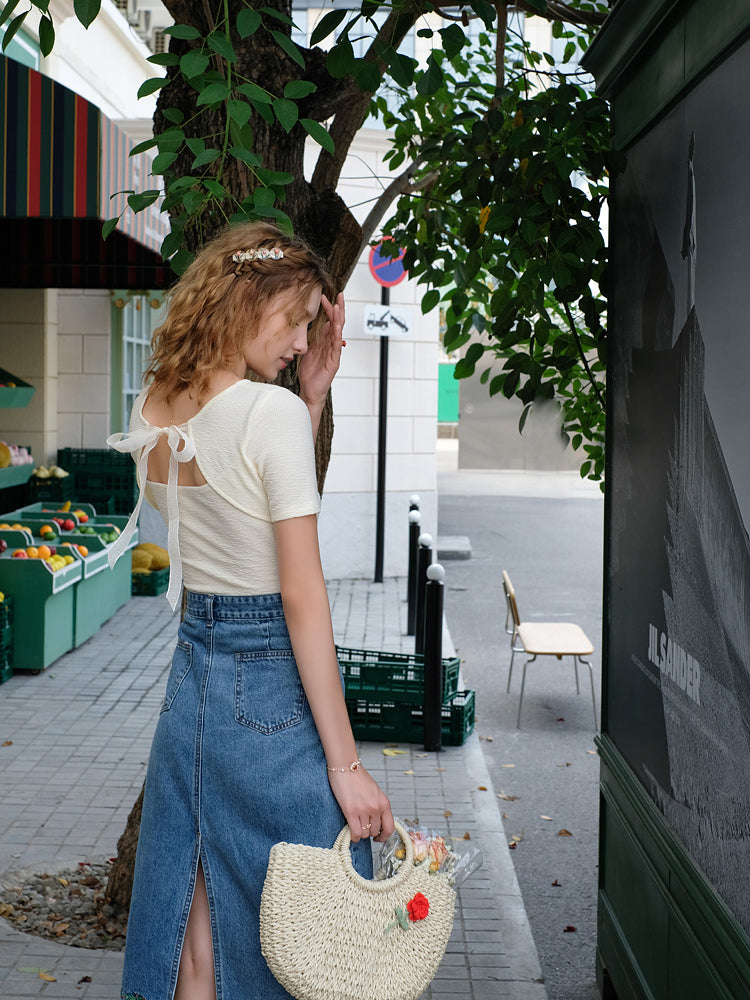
left=438, top=445, right=604, bottom=1000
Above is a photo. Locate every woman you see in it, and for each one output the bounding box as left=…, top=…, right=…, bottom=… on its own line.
left=108, top=222, right=394, bottom=1000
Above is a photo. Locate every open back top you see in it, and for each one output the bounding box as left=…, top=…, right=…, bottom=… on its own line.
left=106, top=379, right=320, bottom=610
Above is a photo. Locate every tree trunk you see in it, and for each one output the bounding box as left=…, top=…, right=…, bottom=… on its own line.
left=105, top=784, right=144, bottom=911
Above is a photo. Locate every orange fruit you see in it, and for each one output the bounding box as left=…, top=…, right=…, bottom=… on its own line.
left=26, top=546, right=39, bottom=558
left=37, top=544, right=51, bottom=559
left=77, top=545, right=89, bottom=557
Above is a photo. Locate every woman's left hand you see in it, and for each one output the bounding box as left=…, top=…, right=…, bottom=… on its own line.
left=298, top=293, right=345, bottom=407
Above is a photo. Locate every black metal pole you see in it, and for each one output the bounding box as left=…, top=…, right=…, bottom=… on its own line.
left=374, top=285, right=389, bottom=583
left=414, top=533, right=432, bottom=656
left=423, top=563, right=445, bottom=752
left=406, top=508, right=420, bottom=635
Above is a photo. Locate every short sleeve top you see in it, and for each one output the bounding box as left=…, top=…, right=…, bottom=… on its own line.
left=106, top=380, right=321, bottom=609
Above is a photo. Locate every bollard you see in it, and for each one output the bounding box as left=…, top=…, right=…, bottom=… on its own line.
left=423, top=563, right=445, bottom=752
left=414, top=532, right=432, bottom=656
left=407, top=509, right=421, bottom=635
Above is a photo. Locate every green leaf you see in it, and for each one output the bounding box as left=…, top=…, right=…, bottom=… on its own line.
left=101, top=216, right=120, bottom=240
left=164, top=23, right=202, bottom=40
left=151, top=151, right=178, bottom=174
left=270, top=29, right=306, bottom=70
left=160, top=230, right=184, bottom=259
left=203, top=178, right=228, bottom=198
left=237, top=8, right=261, bottom=37
left=416, top=54, right=443, bottom=96
left=0, top=0, right=22, bottom=30
left=170, top=249, right=194, bottom=276
left=148, top=52, right=179, bottom=66
left=162, top=107, right=185, bottom=124
left=185, top=137, right=205, bottom=156
left=353, top=59, right=381, bottom=92
left=310, top=8, right=347, bottom=45
left=208, top=32, right=237, bottom=63
left=300, top=118, right=334, bottom=154
left=254, top=187, right=276, bottom=208
left=273, top=98, right=299, bottom=133
left=127, top=190, right=161, bottom=212
left=38, top=15, right=55, bottom=56
left=421, top=289, right=440, bottom=314
left=2, top=11, right=28, bottom=50
left=256, top=168, right=295, bottom=186
left=183, top=189, right=207, bottom=213
left=237, top=82, right=272, bottom=104
left=180, top=51, right=210, bottom=78
left=389, top=52, right=415, bottom=88
left=191, top=148, right=221, bottom=168
left=229, top=146, right=262, bottom=167
left=284, top=80, right=317, bottom=99
left=261, top=6, right=294, bottom=26
left=227, top=99, right=252, bottom=126
left=137, top=77, right=166, bottom=99
left=197, top=82, right=230, bottom=106
left=439, top=23, right=467, bottom=60
left=73, top=0, right=100, bottom=29
left=326, top=38, right=355, bottom=78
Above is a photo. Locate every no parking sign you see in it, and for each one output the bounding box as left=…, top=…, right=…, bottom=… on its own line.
left=368, top=238, right=407, bottom=287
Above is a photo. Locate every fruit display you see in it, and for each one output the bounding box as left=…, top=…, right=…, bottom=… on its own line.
left=32, top=464, right=69, bottom=478
left=0, top=441, right=34, bottom=467
left=131, top=542, right=169, bottom=574
left=0, top=500, right=139, bottom=669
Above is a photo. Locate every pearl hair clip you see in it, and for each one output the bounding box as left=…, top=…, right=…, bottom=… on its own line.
left=232, top=247, right=284, bottom=262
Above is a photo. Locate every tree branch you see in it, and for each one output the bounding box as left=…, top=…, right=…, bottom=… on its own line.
left=562, top=300, right=604, bottom=407
left=356, top=161, right=437, bottom=257
left=509, top=0, right=607, bottom=27
left=310, top=5, right=420, bottom=194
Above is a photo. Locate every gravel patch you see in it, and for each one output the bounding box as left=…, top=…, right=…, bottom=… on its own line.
left=0, top=860, right=127, bottom=950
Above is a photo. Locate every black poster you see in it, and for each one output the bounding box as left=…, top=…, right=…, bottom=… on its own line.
left=608, top=41, right=750, bottom=932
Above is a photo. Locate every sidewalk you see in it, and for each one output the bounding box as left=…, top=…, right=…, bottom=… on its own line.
left=0, top=580, right=547, bottom=999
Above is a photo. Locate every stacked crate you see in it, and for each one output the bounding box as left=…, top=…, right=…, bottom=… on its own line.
left=0, top=596, right=13, bottom=684
left=57, top=449, right=137, bottom=516
left=336, top=646, right=475, bottom=746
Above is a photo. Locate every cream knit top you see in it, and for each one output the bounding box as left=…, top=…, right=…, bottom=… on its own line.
left=106, top=380, right=321, bottom=610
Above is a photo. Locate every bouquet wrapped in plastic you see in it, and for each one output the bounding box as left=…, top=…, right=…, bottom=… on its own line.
left=376, top=819, right=483, bottom=888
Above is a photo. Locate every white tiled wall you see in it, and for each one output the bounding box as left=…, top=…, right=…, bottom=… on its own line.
left=56, top=290, right=112, bottom=452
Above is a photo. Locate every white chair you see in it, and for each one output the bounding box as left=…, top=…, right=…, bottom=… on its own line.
left=502, top=571, right=597, bottom=729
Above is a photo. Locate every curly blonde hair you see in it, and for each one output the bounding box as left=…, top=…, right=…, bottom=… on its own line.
left=144, top=222, right=333, bottom=401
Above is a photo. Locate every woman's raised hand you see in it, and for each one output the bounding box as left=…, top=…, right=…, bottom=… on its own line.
left=327, top=766, right=395, bottom=844
left=298, top=292, right=345, bottom=407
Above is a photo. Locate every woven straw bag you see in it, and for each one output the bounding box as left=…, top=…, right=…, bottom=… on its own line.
left=260, top=820, right=456, bottom=1000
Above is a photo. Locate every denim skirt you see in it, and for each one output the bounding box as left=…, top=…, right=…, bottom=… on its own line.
left=120, top=591, right=372, bottom=1000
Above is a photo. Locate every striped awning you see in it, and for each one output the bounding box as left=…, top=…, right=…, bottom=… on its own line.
left=0, top=55, right=171, bottom=289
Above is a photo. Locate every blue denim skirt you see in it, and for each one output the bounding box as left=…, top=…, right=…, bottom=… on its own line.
left=120, top=592, right=372, bottom=1000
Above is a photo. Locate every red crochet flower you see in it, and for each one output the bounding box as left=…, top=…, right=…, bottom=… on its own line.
left=406, top=892, right=430, bottom=921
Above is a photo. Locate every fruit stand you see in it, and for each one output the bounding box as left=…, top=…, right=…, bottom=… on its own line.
left=0, top=503, right=138, bottom=674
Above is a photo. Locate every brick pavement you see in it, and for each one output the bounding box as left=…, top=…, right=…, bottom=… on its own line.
left=0, top=582, right=546, bottom=999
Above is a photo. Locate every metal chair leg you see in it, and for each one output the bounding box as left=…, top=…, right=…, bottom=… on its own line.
left=572, top=655, right=580, bottom=694
left=516, top=655, right=536, bottom=728
left=507, top=647, right=516, bottom=693
left=579, top=657, right=597, bottom=727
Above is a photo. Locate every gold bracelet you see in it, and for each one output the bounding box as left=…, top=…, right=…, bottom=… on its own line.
left=327, top=758, right=362, bottom=773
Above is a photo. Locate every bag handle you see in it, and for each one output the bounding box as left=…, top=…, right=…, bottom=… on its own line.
left=334, top=819, right=417, bottom=891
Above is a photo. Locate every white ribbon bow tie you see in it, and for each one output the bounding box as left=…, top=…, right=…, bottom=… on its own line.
left=106, top=424, right=196, bottom=611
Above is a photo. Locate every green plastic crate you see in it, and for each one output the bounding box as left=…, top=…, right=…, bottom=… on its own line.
left=57, top=448, right=137, bottom=515
left=0, top=530, right=82, bottom=672
left=336, top=646, right=460, bottom=705
left=0, top=651, right=12, bottom=685
left=27, top=475, right=75, bottom=503
left=0, top=595, right=13, bottom=629
left=132, top=566, right=170, bottom=596
left=346, top=690, right=475, bottom=746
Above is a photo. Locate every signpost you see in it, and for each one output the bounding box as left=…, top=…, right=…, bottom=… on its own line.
left=368, top=239, right=407, bottom=583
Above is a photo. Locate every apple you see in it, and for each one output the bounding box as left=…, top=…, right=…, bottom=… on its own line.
left=0, top=539, right=7, bottom=553
left=63, top=519, right=75, bottom=531
left=12, top=549, right=28, bottom=558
